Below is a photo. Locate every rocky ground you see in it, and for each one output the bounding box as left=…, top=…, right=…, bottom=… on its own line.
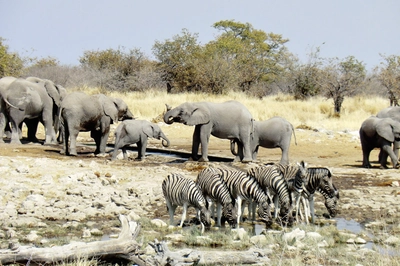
left=1, top=123, right=400, bottom=263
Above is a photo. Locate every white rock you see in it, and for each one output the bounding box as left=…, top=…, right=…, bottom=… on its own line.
left=282, top=228, right=305, bottom=243
left=306, top=232, right=323, bottom=240
left=385, top=236, right=400, bottom=245
left=231, top=228, right=248, bottom=240
left=151, top=219, right=167, bottom=228
left=250, top=235, right=268, bottom=245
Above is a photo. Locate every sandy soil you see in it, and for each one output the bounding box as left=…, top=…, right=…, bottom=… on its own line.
left=1, top=123, right=400, bottom=227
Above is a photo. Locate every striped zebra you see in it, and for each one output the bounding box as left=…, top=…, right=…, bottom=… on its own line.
left=247, top=164, right=293, bottom=225
left=162, top=173, right=211, bottom=233
left=275, top=161, right=308, bottom=222
left=213, top=166, right=272, bottom=229
left=196, top=167, right=237, bottom=227
left=299, top=167, right=339, bottom=223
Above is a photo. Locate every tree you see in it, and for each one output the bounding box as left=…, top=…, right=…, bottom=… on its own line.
left=152, top=29, right=202, bottom=92
left=210, top=20, right=289, bottom=92
left=320, top=56, right=366, bottom=114
left=0, top=37, right=24, bottom=78
left=79, top=47, right=152, bottom=91
left=375, top=54, right=400, bottom=106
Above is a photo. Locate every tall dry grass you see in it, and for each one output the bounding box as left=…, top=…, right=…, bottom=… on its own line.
left=102, top=90, right=388, bottom=132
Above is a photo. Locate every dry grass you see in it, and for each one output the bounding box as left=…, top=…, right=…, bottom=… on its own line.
left=102, top=90, right=388, bottom=132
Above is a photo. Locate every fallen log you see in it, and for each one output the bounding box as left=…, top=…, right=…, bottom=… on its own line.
left=0, top=214, right=141, bottom=265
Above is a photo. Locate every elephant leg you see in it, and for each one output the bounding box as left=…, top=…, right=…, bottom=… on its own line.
left=199, top=129, right=210, bottom=162
left=394, top=141, right=400, bottom=161
left=190, top=125, right=201, bottom=161
left=42, top=109, right=57, bottom=145
left=381, top=145, right=398, bottom=168
left=8, top=114, right=23, bottom=145
left=361, top=145, right=372, bottom=168
left=98, top=130, right=110, bottom=154
left=138, top=138, right=147, bottom=160
left=136, top=142, right=143, bottom=160
left=122, top=147, right=128, bottom=159
left=280, top=146, right=289, bottom=165
left=68, top=126, right=79, bottom=156
left=233, top=142, right=244, bottom=162
left=91, top=130, right=102, bottom=154
left=0, top=113, right=6, bottom=143
left=25, top=119, right=40, bottom=143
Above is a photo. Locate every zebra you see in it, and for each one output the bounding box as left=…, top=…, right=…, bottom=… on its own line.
left=196, top=167, right=237, bottom=227
left=212, top=166, right=272, bottom=229
left=162, top=173, right=211, bottom=233
left=275, top=161, right=308, bottom=222
left=247, top=164, right=293, bottom=225
left=298, top=167, right=339, bottom=223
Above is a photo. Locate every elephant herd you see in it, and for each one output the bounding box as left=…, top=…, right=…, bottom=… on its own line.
left=0, top=76, right=171, bottom=160
left=1, top=75, right=397, bottom=168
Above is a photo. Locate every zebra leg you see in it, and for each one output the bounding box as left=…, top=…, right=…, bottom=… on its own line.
left=216, top=202, right=222, bottom=227
left=309, top=195, right=315, bottom=223
left=165, top=200, right=176, bottom=225
left=294, top=192, right=301, bottom=222
left=180, top=202, right=188, bottom=227
left=273, top=194, right=279, bottom=219
left=236, top=197, right=242, bottom=229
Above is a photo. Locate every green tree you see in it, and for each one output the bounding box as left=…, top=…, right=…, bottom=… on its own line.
left=0, top=37, right=24, bottom=78
left=79, top=47, right=149, bottom=91
left=210, top=20, right=289, bottom=92
left=320, top=56, right=366, bottom=114
left=152, top=29, right=202, bottom=92
left=375, top=54, right=400, bottom=106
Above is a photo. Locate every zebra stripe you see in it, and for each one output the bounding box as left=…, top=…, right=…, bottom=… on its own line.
left=275, top=161, right=308, bottom=222
left=213, top=166, right=272, bottom=228
left=162, top=173, right=210, bottom=232
left=196, top=167, right=236, bottom=227
left=300, top=167, right=339, bottom=223
left=247, top=164, right=292, bottom=224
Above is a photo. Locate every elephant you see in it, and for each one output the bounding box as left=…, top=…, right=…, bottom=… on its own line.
left=0, top=76, right=17, bottom=141
left=163, top=101, right=254, bottom=162
left=377, top=106, right=400, bottom=163
left=60, top=92, right=134, bottom=156
left=230, top=116, right=297, bottom=164
left=2, top=78, right=62, bottom=144
left=359, top=116, right=400, bottom=169
left=111, top=119, right=170, bottom=160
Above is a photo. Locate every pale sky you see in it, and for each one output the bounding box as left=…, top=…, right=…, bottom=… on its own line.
left=1, top=0, right=399, bottom=70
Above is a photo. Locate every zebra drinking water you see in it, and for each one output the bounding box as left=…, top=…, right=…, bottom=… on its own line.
left=162, top=173, right=211, bottom=233
left=211, top=166, right=272, bottom=229
left=196, top=167, right=237, bottom=227
left=299, top=167, right=339, bottom=223
left=247, top=164, right=293, bottom=225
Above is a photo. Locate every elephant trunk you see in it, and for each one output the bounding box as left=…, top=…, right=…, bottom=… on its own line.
left=163, top=109, right=176, bottom=124
left=160, top=132, right=170, bottom=147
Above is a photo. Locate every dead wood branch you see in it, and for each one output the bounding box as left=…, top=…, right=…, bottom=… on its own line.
left=0, top=214, right=141, bottom=265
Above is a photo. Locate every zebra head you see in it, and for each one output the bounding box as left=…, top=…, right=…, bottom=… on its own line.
left=222, top=202, right=238, bottom=228
left=257, top=199, right=272, bottom=226
left=199, top=206, right=211, bottom=229
left=324, top=184, right=339, bottom=218
left=296, top=160, right=308, bottom=183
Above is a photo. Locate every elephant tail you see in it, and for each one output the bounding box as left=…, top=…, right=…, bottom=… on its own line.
left=230, top=139, right=238, bottom=156
left=4, top=98, right=24, bottom=111
left=291, top=124, right=297, bottom=145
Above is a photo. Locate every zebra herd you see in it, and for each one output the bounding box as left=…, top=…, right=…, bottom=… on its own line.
left=162, top=162, right=339, bottom=231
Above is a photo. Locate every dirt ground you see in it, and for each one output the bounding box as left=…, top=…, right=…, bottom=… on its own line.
left=1, top=124, right=400, bottom=228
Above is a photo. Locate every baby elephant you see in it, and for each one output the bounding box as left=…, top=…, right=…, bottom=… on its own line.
left=360, top=116, right=400, bottom=169
left=231, top=116, right=296, bottom=164
left=112, top=120, right=170, bottom=160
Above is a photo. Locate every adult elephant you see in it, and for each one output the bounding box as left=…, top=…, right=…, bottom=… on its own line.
left=3, top=78, right=61, bottom=144
left=163, top=101, right=253, bottom=162
left=24, top=77, right=66, bottom=142
left=230, top=116, right=297, bottom=164
left=377, top=106, right=400, bottom=162
left=112, top=119, right=170, bottom=160
left=359, top=116, right=400, bottom=169
left=0, top=77, right=17, bottom=141
left=60, top=92, right=134, bottom=156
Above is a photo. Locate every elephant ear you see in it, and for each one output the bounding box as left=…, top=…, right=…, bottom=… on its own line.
left=186, top=104, right=211, bottom=126
left=98, top=94, right=119, bottom=122
left=43, top=80, right=61, bottom=107
left=377, top=119, right=395, bottom=142
left=142, top=123, right=154, bottom=138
